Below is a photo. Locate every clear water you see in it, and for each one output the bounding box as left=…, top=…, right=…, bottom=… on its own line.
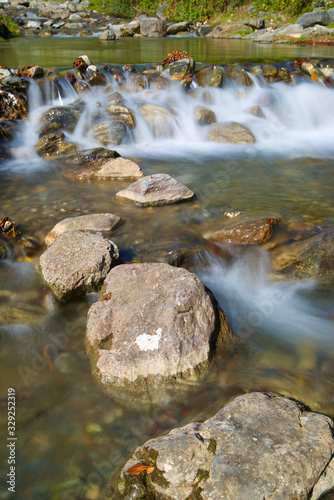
left=0, top=37, right=334, bottom=499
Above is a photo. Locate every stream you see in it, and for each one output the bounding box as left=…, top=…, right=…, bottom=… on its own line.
left=0, top=37, right=333, bottom=499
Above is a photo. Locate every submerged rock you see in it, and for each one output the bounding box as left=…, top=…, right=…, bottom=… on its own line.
left=85, top=263, right=229, bottom=401
left=115, top=173, right=195, bottom=206
left=112, top=392, right=334, bottom=499
left=45, top=213, right=125, bottom=246
left=271, top=226, right=334, bottom=280
left=207, top=122, right=256, bottom=144
left=202, top=215, right=280, bottom=245
left=39, top=230, right=119, bottom=301
left=65, top=156, right=144, bottom=181
left=93, top=121, right=127, bottom=146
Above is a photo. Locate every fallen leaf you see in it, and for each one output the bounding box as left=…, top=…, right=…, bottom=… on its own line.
left=146, top=465, right=155, bottom=474
left=98, top=292, right=111, bottom=301
left=126, top=463, right=149, bottom=475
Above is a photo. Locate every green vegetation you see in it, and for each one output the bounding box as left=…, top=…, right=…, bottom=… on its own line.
left=88, top=0, right=317, bottom=20
left=0, top=14, right=21, bottom=40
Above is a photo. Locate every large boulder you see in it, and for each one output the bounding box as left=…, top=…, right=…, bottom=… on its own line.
left=115, top=173, right=195, bottom=206
left=112, top=392, right=334, bottom=499
left=140, top=17, right=166, bottom=37
left=45, top=213, right=125, bottom=246
left=39, top=230, right=119, bottom=301
left=85, top=263, right=230, bottom=401
left=296, top=10, right=332, bottom=28
left=166, top=21, right=190, bottom=35
left=207, top=122, right=256, bottom=144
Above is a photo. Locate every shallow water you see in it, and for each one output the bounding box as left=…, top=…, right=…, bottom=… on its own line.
left=0, top=37, right=334, bottom=499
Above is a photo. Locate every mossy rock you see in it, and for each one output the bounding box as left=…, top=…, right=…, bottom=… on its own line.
left=0, top=14, right=21, bottom=40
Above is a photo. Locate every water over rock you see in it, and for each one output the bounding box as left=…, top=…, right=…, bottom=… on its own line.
left=138, top=103, right=174, bottom=136
left=112, top=392, right=334, bottom=499
left=45, top=213, right=125, bottom=246
left=39, top=229, right=119, bottom=301
left=207, top=122, right=256, bottom=144
left=85, top=263, right=229, bottom=401
left=104, top=103, right=136, bottom=129
left=39, top=105, right=82, bottom=133
left=202, top=215, right=281, bottom=245
left=194, top=106, right=217, bottom=126
left=93, top=121, right=127, bottom=146
left=115, top=173, right=195, bottom=206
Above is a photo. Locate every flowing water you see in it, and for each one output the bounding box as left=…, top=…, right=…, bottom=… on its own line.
left=0, top=37, right=334, bottom=499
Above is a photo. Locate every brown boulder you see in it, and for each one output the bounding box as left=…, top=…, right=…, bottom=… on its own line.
left=207, top=122, right=256, bottom=144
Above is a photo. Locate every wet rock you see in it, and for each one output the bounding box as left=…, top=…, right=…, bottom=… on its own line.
left=39, top=230, right=119, bottom=301
left=210, top=65, right=224, bottom=87
left=166, top=21, right=189, bottom=35
left=104, top=103, right=136, bottom=129
left=66, top=156, right=144, bottom=181
left=194, top=106, right=217, bottom=126
left=115, top=173, right=195, bottom=206
left=92, top=121, right=127, bottom=146
left=202, top=215, right=280, bottom=244
left=138, top=103, right=173, bottom=137
left=99, top=28, right=115, bottom=40
left=225, top=65, right=254, bottom=86
left=85, top=263, right=229, bottom=400
left=38, top=121, right=63, bottom=137
left=0, top=85, right=28, bottom=120
left=35, top=131, right=79, bottom=157
left=207, top=122, right=256, bottom=144
left=64, top=147, right=120, bottom=165
left=2, top=76, right=29, bottom=93
left=85, top=71, right=107, bottom=86
left=0, top=121, right=17, bottom=141
left=296, top=10, right=332, bottom=28
left=206, top=22, right=252, bottom=38
left=73, top=54, right=93, bottom=75
left=140, top=17, right=166, bottom=37
left=39, top=106, right=82, bottom=133
left=271, top=226, right=334, bottom=280
left=45, top=213, right=124, bottom=246
left=112, top=392, right=334, bottom=500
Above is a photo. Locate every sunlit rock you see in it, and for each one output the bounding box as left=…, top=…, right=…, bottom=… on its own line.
left=39, top=105, right=82, bottom=133
left=104, top=103, right=136, bottom=128
left=65, top=156, right=144, bottom=181
left=115, top=173, right=195, bottom=206
left=45, top=213, right=125, bottom=246
left=0, top=85, right=28, bottom=120
left=39, top=230, right=119, bottom=301
left=202, top=214, right=281, bottom=245
left=35, top=131, right=79, bottom=157
left=112, top=392, right=334, bottom=499
left=140, top=17, right=166, bottom=37
left=207, top=122, right=256, bottom=144
left=85, top=263, right=229, bottom=401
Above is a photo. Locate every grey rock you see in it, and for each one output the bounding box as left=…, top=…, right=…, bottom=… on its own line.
left=52, top=21, right=65, bottom=28
left=64, top=22, right=84, bottom=29
left=206, top=22, right=252, bottom=38
left=25, top=20, right=42, bottom=29
left=45, top=213, right=125, bottom=246
left=39, top=230, right=119, bottom=301
left=243, top=18, right=265, bottom=30
left=68, top=13, right=82, bottom=21
left=99, top=28, right=115, bottom=40
left=85, top=263, right=228, bottom=400
left=296, top=9, right=332, bottom=28
left=104, top=103, right=136, bottom=128
left=166, top=21, right=189, bottom=35
left=275, top=23, right=304, bottom=37
left=140, top=17, right=166, bottom=37
left=207, top=122, right=256, bottom=144
left=115, top=173, right=195, bottom=206
left=113, top=392, right=334, bottom=500
left=120, top=20, right=140, bottom=36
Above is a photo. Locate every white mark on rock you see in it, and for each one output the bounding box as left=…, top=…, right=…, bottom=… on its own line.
left=135, top=328, right=162, bottom=351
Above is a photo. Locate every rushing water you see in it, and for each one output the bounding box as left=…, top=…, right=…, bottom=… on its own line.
left=0, top=38, right=334, bottom=499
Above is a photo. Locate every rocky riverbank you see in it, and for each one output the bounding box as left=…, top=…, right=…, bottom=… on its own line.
left=2, top=0, right=334, bottom=44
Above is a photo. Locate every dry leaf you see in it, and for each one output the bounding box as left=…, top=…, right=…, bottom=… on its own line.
left=126, top=463, right=148, bottom=475
left=146, top=465, right=155, bottom=474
